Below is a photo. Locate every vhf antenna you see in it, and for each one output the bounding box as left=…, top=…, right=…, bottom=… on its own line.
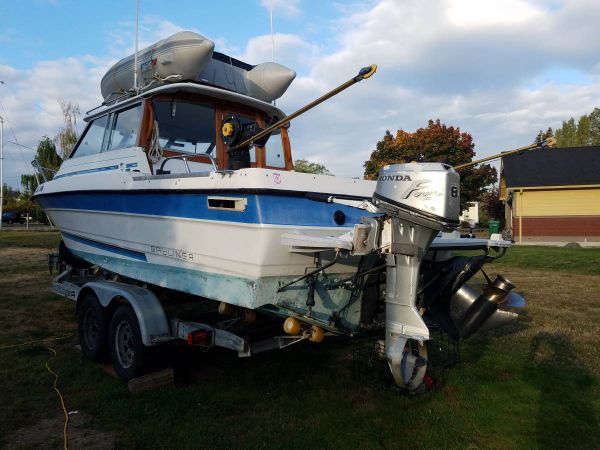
left=133, top=0, right=140, bottom=94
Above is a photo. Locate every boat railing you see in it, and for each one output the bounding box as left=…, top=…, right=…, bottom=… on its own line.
left=158, top=153, right=218, bottom=175
left=31, top=159, right=58, bottom=183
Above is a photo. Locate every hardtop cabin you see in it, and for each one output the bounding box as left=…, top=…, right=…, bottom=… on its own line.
left=70, top=82, right=294, bottom=174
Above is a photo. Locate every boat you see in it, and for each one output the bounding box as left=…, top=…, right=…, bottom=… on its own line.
left=34, top=31, right=525, bottom=388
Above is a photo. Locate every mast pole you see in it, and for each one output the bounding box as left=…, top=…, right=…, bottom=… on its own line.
left=133, top=0, right=140, bottom=93
left=270, top=0, right=276, bottom=106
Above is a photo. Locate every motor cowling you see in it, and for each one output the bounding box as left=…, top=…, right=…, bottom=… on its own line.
left=372, top=162, right=461, bottom=231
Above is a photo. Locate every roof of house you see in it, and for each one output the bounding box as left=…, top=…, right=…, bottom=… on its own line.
left=502, top=146, right=600, bottom=188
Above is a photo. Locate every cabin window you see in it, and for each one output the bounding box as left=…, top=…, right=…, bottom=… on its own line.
left=154, top=100, right=216, bottom=155
left=265, top=129, right=286, bottom=168
left=71, top=115, right=109, bottom=158
left=106, top=104, right=142, bottom=151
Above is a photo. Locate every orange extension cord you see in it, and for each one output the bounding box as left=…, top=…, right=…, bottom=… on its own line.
left=45, top=347, right=69, bottom=450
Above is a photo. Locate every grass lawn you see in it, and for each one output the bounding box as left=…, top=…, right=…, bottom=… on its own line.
left=0, top=230, right=599, bottom=449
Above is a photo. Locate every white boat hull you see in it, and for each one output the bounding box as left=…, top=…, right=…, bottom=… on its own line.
left=36, top=160, right=378, bottom=332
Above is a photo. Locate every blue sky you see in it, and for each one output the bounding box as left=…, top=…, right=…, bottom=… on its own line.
left=1, top=0, right=600, bottom=187
left=1, top=0, right=348, bottom=71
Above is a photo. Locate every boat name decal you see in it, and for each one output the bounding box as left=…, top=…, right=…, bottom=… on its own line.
left=150, top=245, right=195, bottom=261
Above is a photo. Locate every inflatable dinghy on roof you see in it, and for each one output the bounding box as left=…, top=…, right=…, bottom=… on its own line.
left=100, top=31, right=296, bottom=104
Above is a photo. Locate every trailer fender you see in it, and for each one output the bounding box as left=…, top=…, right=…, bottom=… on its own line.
left=76, top=281, right=171, bottom=346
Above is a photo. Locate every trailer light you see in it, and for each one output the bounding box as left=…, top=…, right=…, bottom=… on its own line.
left=187, top=330, right=209, bottom=346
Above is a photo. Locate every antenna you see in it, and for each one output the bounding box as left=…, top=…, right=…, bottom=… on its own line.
left=270, top=0, right=276, bottom=106
left=133, top=0, right=140, bottom=93
left=270, top=0, right=275, bottom=63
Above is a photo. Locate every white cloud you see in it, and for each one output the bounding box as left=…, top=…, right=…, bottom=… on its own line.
left=272, top=0, right=600, bottom=177
left=0, top=56, right=112, bottom=185
left=240, top=33, right=320, bottom=70
left=447, top=0, right=543, bottom=26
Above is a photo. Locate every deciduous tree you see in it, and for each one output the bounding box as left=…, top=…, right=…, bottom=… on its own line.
left=364, top=120, right=497, bottom=210
left=20, top=137, right=62, bottom=222
left=55, top=100, right=80, bottom=159
left=293, top=159, right=332, bottom=175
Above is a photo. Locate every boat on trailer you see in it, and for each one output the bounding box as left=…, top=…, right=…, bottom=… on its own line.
left=35, top=31, right=525, bottom=388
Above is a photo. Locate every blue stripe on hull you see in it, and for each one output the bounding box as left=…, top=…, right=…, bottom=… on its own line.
left=37, top=191, right=374, bottom=227
left=63, top=232, right=147, bottom=261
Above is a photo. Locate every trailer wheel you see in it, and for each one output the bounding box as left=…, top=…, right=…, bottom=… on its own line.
left=78, top=293, right=109, bottom=362
left=108, top=304, right=152, bottom=380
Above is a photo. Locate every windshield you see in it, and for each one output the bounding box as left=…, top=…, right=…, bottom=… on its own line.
left=153, top=100, right=216, bottom=155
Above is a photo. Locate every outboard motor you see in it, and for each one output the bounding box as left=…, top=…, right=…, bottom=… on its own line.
left=372, top=163, right=460, bottom=389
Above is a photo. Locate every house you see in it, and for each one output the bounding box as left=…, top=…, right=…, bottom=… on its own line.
left=459, top=201, right=479, bottom=227
left=499, top=146, right=600, bottom=244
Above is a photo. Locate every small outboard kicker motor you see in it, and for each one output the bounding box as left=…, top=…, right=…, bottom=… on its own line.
left=372, top=163, right=460, bottom=389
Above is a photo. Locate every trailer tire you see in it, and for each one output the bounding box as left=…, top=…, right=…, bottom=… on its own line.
left=108, top=304, right=153, bottom=380
left=78, top=293, right=110, bottom=362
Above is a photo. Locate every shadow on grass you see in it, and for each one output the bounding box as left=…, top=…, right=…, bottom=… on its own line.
left=461, top=308, right=532, bottom=365
left=525, top=332, right=599, bottom=449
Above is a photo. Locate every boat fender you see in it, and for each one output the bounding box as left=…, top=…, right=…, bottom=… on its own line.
left=283, top=317, right=302, bottom=335
left=308, top=326, right=325, bottom=343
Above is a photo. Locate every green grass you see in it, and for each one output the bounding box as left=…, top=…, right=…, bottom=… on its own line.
left=492, top=245, right=600, bottom=275
left=0, top=230, right=60, bottom=248
left=1, top=231, right=599, bottom=449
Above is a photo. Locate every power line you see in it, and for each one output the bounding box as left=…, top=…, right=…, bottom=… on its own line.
left=0, top=100, right=19, bottom=144
left=0, top=83, right=35, bottom=175
left=6, top=140, right=36, bottom=152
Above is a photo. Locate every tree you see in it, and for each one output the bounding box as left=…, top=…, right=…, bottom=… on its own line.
left=1, top=183, right=20, bottom=210
left=363, top=119, right=497, bottom=211
left=293, top=159, right=332, bottom=175
left=20, top=136, right=62, bottom=222
left=555, top=117, right=578, bottom=147
left=534, top=127, right=554, bottom=146
left=55, top=100, right=80, bottom=159
left=576, top=115, right=591, bottom=146
left=481, top=188, right=504, bottom=229
left=590, top=107, right=600, bottom=145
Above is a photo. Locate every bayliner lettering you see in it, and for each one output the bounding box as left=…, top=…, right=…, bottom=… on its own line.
left=378, top=174, right=412, bottom=181
left=150, top=246, right=194, bottom=262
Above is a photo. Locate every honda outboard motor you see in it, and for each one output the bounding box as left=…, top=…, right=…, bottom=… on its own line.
left=372, top=163, right=460, bottom=388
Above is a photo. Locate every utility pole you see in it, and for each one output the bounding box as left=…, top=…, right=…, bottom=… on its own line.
left=0, top=115, right=4, bottom=231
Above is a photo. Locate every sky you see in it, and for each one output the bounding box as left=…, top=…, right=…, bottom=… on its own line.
left=1, top=0, right=600, bottom=187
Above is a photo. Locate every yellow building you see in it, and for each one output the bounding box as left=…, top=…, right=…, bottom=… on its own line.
left=500, top=146, right=600, bottom=244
